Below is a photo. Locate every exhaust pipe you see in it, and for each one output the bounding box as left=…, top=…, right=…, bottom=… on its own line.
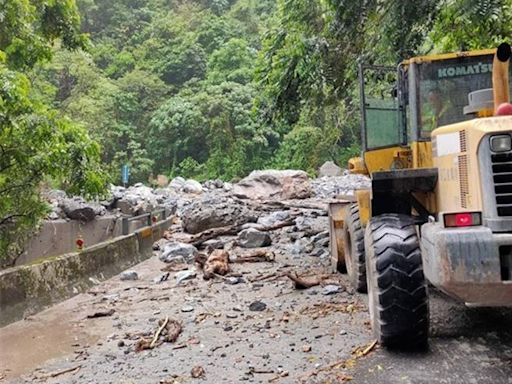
left=493, top=42, right=511, bottom=114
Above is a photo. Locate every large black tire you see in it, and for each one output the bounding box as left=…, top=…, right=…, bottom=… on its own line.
left=343, top=204, right=367, bottom=292
left=364, top=214, right=429, bottom=349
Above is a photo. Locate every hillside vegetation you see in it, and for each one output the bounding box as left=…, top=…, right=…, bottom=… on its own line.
left=1, top=0, right=511, bottom=263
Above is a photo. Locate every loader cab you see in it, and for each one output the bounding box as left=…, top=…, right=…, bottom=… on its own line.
left=359, top=49, right=501, bottom=173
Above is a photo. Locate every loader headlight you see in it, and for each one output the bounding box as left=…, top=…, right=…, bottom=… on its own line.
left=490, top=134, right=512, bottom=152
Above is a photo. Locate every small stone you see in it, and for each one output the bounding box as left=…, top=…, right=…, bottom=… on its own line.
left=181, top=305, right=194, bottom=313
left=225, top=276, right=243, bottom=285
left=120, top=270, right=138, bottom=281
left=322, top=284, right=342, bottom=295
left=175, top=270, right=197, bottom=284
left=249, top=300, right=267, bottom=312
left=153, top=272, right=170, bottom=284
left=339, top=330, right=347, bottom=335
left=226, top=313, right=238, bottom=319
left=191, top=365, right=205, bottom=378
left=117, top=340, right=125, bottom=347
left=302, top=345, right=312, bottom=353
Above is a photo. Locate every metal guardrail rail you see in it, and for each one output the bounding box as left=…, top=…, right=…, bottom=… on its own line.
left=121, top=208, right=170, bottom=235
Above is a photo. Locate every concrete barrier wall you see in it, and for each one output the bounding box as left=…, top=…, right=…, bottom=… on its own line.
left=16, top=216, right=152, bottom=266
left=0, top=217, right=173, bottom=326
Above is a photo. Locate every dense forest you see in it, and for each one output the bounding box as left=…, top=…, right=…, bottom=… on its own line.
left=1, top=0, right=512, bottom=259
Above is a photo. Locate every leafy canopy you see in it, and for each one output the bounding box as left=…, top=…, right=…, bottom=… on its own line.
left=0, top=0, right=107, bottom=267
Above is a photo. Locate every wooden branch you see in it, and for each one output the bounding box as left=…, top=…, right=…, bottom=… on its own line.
left=285, top=272, right=324, bottom=289
left=189, top=218, right=296, bottom=248
left=150, top=316, right=169, bottom=348
left=42, top=365, right=81, bottom=378
left=231, top=250, right=275, bottom=263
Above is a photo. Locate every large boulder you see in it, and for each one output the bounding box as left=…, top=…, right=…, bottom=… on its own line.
left=237, top=228, right=271, bottom=248
left=60, top=197, right=103, bottom=222
left=181, top=195, right=257, bottom=234
left=169, top=177, right=186, bottom=191
left=233, top=170, right=312, bottom=200
left=183, top=179, right=203, bottom=194
left=318, top=161, right=343, bottom=177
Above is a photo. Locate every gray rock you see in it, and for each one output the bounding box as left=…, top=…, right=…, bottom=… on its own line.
left=43, top=189, right=67, bottom=201
left=181, top=305, right=194, bottom=313
left=181, top=195, right=257, bottom=234
left=322, top=284, right=342, bottom=295
left=47, top=210, right=61, bottom=220
left=183, top=179, right=203, bottom=194
left=203, top=239, right=225, bottom=250
left=203, top=179, right=224, bottom=189
left=318, top=161, right=343, bottom=177
left=175, top=270, right=197, bottom=284
left=317, top=237, right=330, bottom=247
left=311, top=231, right=329, bottom=243
left=310, top=247, right=326, bottom=257
left=233, top=170, right=312, bottom=200
left=238, top=228, right=271, bottom=248
left=290, top=239, right=314, bottom=256
left=60, top=197, right=97, bottom=222
left=110, top=186, right=126, bottom=200
left=120, top=271, right=139, bottom=281
left=159, top=242, right=198, bottom=263
left=169, top=177, right=186, bottom=191
left=257, top=211, right=290, bottom=227
left=312, top=174, right=371, bottom=198
left=115, top=199, right=135, bottom=215
left=249, top=300, right=267, bottom=311
left=295, top=216, right=329, bottom=235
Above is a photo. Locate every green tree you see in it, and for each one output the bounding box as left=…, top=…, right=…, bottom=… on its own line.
left=207, top=38, right=255, bottom=84
left=0, top=0, right=107, bottom=267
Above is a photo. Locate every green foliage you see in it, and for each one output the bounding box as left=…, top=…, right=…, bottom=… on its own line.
left=0, top=0, right=107, bottom=266
left=28, top=0, right=512, bottom=200
left=207, top=38, right=255, bottom=84
left=427, top=0, right=512, bottom=52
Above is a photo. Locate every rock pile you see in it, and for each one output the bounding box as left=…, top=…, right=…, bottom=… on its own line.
left=42, top=169, right=370, bottom=233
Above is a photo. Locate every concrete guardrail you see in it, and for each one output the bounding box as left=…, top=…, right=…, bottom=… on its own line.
left=0, top=215, right=173, bottom=326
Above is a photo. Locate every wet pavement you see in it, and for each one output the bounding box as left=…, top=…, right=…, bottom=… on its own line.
left=1, top=252, right=511, bottom=384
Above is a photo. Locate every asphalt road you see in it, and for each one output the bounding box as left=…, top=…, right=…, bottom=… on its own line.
left=1, top=248, right=511, bottom=384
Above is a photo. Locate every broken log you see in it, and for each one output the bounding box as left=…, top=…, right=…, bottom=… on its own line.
left=188, top=218, right=296, bottom=248
left=231, top=249, right=275, bottom=263
left=203, top=249, right=230, bottom=280
left=285, top=272, right=325, bottom=289
left=136, top=318, right=183, bottom=351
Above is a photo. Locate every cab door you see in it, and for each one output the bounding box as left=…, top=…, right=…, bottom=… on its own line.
left=359, top=64, right=409, bottom=173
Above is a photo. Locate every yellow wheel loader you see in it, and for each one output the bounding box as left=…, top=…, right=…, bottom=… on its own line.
left=330, top=43, right=512, bottom=348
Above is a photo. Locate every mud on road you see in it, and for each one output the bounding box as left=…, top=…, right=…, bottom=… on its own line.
left=1, top=253, right=511, bottom=383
